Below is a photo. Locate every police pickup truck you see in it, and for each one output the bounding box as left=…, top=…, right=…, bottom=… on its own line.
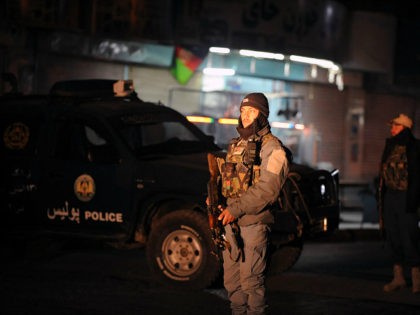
left=0, top=80, right=340, bottom=289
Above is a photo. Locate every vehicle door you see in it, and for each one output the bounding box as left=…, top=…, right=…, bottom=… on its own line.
left=38, top=114, right=135, bottom=237
left=0, top=100, right=47, bottom=229
left=114, top=109, right=215, bottom=217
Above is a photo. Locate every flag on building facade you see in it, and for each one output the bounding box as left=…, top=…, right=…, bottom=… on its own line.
left=171, top=45, right=207, bottom=85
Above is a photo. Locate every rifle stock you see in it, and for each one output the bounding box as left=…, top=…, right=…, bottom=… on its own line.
left=207, top=153, right=227, bottom=253
left=207, top=153, right=244, bottom=262
left=377, top=176, right=385, bottom=237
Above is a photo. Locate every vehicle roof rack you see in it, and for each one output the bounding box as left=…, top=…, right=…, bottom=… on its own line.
left=49, top=79, right=137, bottom=99
left=50, top=79, right=115, bottom=97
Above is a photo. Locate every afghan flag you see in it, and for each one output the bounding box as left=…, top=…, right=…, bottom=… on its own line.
left=171, top=45, right=207, bottom=85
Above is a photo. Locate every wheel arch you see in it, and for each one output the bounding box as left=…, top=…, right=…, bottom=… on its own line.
left=131, top=194, right=206, bottom=245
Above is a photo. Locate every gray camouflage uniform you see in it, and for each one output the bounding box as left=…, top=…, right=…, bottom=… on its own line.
left=222, top=125, right=289, bottom=315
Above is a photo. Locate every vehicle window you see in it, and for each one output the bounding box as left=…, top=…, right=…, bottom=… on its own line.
left=85, top=126, right=107, bottom=146
left=142, top=121, right=198, bottom=145
left=53, top=119, right=113, bottom=162
left=118, top=120, right=201, bottom=155
left=54, top=121, right=87, bottom=161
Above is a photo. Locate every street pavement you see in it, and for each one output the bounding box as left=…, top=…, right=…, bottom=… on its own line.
left=2, top=210, right=420, bottom=315
left=205, top=210, right=420, bottom=315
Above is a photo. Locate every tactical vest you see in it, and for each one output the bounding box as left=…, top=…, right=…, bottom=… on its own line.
left=218, top=134, right=278, bottom=198
left=382, top=144, right=408, bottom=190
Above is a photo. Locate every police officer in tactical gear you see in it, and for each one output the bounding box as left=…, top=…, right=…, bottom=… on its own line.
left=379, top=113, right=420, bottom=294
left=217, top=93, right=290, bottom=314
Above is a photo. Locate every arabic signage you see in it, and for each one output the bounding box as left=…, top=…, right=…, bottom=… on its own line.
left=45, top=33, right=174, bottom=67
left=47, top=201, right=81, bottom=223
left=47, top=201, right=124, bottom=224
left=37, top=0, right=347, bottom=66
left=47, top=173, right=124, bottom=224
left=177, top=0, right=348, bottom=60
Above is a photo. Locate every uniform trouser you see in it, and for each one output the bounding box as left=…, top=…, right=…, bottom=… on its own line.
left=383, top=189, right=420, bottom=267
left=223, top=223, right=270, bottom=315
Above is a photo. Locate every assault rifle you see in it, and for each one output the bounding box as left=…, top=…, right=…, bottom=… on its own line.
left=207, top=153, right=228, bottom=257
left=377, top=176, right=385, bottom=238
left=207, top=153, right=244, bottom=262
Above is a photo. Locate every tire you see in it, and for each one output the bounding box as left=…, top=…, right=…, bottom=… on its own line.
left=146, top=209, right=221, bottom=289
left=267, top=237, right=303, bottom=276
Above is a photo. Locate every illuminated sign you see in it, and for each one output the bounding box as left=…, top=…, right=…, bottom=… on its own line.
left=218, top=118, right=238, bottom=125
left=186, top=116, right=215, bottom=124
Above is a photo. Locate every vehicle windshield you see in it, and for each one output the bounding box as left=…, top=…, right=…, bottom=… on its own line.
left=114, top=113, right=215, bottom=155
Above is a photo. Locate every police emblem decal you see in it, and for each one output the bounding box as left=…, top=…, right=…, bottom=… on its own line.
left=74, top=174, right=96, bottom=202
left=3, top=122, right=30, bottom=150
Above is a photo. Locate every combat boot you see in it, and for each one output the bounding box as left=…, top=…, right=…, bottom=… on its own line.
left=384, top=264, right=406, bottom=292
left=412, top=267, right=420, bottom=294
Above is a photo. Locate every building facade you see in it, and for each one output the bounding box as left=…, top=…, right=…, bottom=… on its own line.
left=1, top=0, right=419, bottom=184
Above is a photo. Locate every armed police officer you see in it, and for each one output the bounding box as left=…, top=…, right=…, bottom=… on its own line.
left=216, top=93, right=291, bottom=315
left=379, top=113, right=420, bottom=294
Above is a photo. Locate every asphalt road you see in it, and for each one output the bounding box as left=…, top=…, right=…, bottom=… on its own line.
left=1, top=232, right=420, bottom=315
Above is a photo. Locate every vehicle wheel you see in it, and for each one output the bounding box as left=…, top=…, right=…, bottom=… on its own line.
left=146, top=209, right=221, bottom=289
left=267, top=237, right=303, bottom=276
